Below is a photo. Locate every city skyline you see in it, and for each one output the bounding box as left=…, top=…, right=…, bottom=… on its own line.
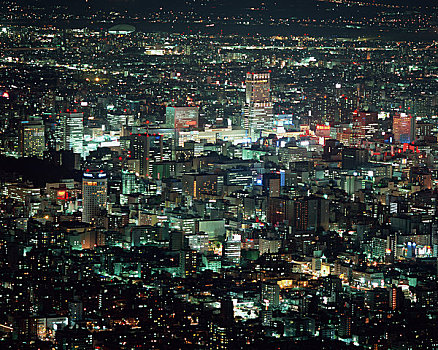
left=0, top=0, right=438, bottom=349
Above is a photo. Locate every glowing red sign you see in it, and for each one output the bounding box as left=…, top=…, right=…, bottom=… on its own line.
left=57, top=190, right=68, bottom=200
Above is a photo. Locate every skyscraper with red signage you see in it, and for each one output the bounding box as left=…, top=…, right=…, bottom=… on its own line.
left=393, top=113, right=416, bottom=144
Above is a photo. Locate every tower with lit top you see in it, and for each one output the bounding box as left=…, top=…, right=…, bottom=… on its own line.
left=244, top=71, right=273, bottom=140
left=82, top=170, right=107, bottom=225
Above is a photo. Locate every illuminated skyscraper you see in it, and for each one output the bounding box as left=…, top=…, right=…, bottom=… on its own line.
left=393, top=113, right=416, bottom=144
left=261, top=282, right=280, bottom=308
left=222, top=234, right=241, bottom=265
left=82, top=170, right=107, bottom=224
left=61, top=112, right=84, bottom=156
left=130, top=133, right=164, bottom=177
left=19, top=118, right=45, bottom=158
left=352, top=110, right=378, bottom=143
left=244, top=72, right=273, bottom=140
left=179, top=249, right=198, bottom=278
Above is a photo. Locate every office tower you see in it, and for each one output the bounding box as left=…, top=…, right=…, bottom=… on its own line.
left=393, top=113, right=416, bottom=144
left=107, top=113, right=134, bottom=131
left=244, top=72, right=273, bottom=139
left=208, top=321, right=231, bottom=350
left=60, top=112, right=84, bottom=156
left=201, top=254, right=222, bottom=273
left=220, top=298, right=235, bottom=325
left=82, top=170, right=107, bottom=224
left=323, top=139, right=342, bottom=161
left=19, top=118, right=45, bottom=158
left=416, top=122, right=433, bottom=139
left=170, top=230, right=184, bottom=251
left=342, top=147, right=368, bottom=170
left=338, top=314, right=352, bottom=338
left=68, top=300, right=83, bottom=326
left=225, top=169, right=253, bottom=187
left=121, top=170, right=137, bottom=195
left=43, top=115, right=62, bottom=152
left=259, top=238, right=282, bottom=256
left=182, top=173, right=224, bottom=199
left=222, top=235, right=241, bottom=265
left=177, top=216, right=197, bottom=236
left=389, top=285, right=404, bottom=311
left=293, top=196, right=329, bottom=232
left=410, top=167, right=432, bottom=189
left=352, top=110, right=378, bottom=142
left=129, top=133, right=163, bottom=177
left=179, top=249, right=198, bottom=278
left=263, top=172, right=281, bottom=197
left=267, top=197, right=293, bottom=226
left=261, top=282, right=280, bottom=308
left=165, top=106, right=199, bottom=129
left=184, top=233, right=209, bottom=253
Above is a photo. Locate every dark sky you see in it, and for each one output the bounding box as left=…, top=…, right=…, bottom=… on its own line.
left=22, top=0, right=436, bottom=11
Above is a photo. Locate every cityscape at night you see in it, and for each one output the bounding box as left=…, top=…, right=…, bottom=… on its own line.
left=0, top=0, right=438, bottom=348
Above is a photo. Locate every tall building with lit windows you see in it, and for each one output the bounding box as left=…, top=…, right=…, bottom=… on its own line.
left=393, top=113, right=416, bottom=144
left=244, top=72, right=273, bottom=139
left=19, top=118, right=45, bottom=158
left=223, top=234, right=241, bottom=265
left=208, top=321, right=231, bottom=350
left=261, top=282, right=280, bottom=308
left=293, top=197, right=329, bottom=232
left=82, top=170, right=107, bottom=224
left=352, top=110, right=378, bottom=143
left=182, top=173, right=224, bottom=199
left=129, top=133, right=164, bottom=177
left=179, top=249, right=198, bottom=278
left=60, top=112, right=84, bottom=156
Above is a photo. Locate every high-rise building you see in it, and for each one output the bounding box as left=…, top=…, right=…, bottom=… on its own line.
left=246, top=72, right=270, bottom=105
left=201, top=254, right=222, bottom=273
left=179, top=249, right=198, bottom=278
left=259, top=238, right=282, bottom=256
left=121, top=170, right=137, bottom=195
left=208, top=321, right=231, bottom=350
left=393, top=113, right=416, bottom=144
left=220, top=298, right=235, bottom=325
left=129, top=133, right=163, bottom=177
left=338, top=314, right=352, bottom=338
left=19, top=118, right=45, bottom=158
left=267, top=197, right=293, bottom=226
left=184, top=233, right=209, bottom=253
left=182, top=173, right=224, bottom=199
left=352, top=110, right=378, bottom=142
left=244, top=72, right=273, bottom=139
left=261, top=282, right=280, bottom=308
left=293, top=196, right=329, bottom=232
left=60, top=112, right=84, bottom=156
left=342, top=147, right=368, bottom=170
left=82, top=170, right=107, bottom=225
left=222, top=235, right=241, bottom=265
left=389, top=285, right=404, bottom=311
